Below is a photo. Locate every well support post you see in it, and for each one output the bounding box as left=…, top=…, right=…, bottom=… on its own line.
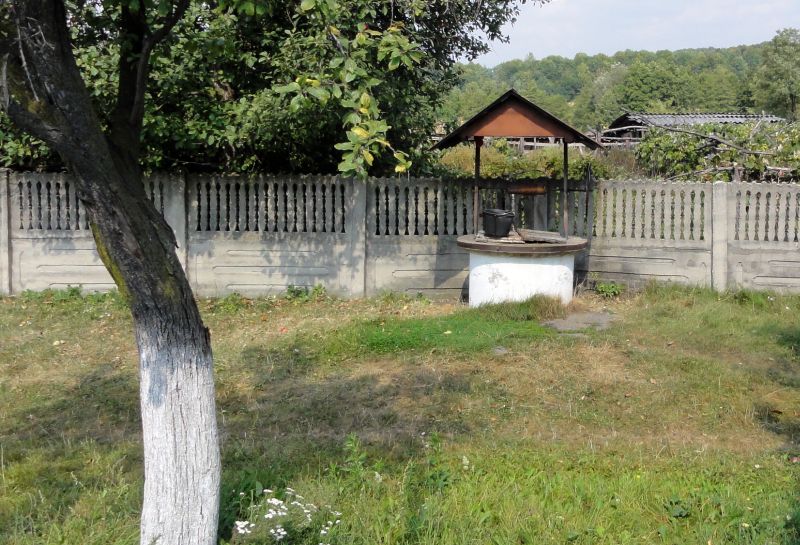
left=561, top=140, right=569, bottom=237
left=473, top=136, right=483, bottom=234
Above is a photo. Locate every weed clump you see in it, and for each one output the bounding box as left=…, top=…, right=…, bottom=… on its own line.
left=595, top=282, right=623, bottom=299
left=285, top=284, right=328, bottom=304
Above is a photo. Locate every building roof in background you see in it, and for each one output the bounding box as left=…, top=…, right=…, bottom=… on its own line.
left=608, top=112, right=786, bottom=130
left=433, top=89, right=601, bottom=150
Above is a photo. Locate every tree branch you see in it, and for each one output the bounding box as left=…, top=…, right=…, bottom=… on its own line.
left=0, top=2, right=83, bottom=156
left=130, top=0, right=190, bottom=126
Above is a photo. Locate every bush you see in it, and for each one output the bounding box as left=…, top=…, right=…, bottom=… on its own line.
left=635, top=122, right=800, bottom=181
left=438, top=141, right=621, bottom=180
left=285, top=284, right=328, bottom=303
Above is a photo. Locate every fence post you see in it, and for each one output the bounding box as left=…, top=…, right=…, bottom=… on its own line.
left=0, top=170, right=9, bottom=295
left=164, top=173, right=188, bottom=272
left=711, top=180, right=729, bottom=291
left=351, top=178, right=368, bottom=298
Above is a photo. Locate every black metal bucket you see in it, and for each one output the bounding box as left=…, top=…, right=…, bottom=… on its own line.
left=481, top=209, right=515, bottom=238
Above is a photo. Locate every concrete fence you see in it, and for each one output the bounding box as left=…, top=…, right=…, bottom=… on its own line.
left=1, top=170, right=799, bottom=298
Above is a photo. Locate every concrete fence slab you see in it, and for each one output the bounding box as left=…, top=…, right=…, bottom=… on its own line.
left=2, top=172, right=800, bottom=297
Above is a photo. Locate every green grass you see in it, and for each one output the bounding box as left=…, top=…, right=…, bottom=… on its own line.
left=2, top=286, right=800, bottom=544
left=315, top=296, right=563, bottom=360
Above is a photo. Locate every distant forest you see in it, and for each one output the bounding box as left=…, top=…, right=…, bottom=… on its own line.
left=439, top=42, right=776, bottom=131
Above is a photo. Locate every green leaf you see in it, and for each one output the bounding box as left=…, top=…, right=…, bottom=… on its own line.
left=274, top=82, right=301, bottom=94
left=351, top=126, right=370, bottom=139
left=343, top=112, right=361, bottom=125
left=300, top=0, right=316, bottom=11
left=289, top=95, right=305, bottom=113
left=239, top=1, right=255, bottom=16
left=307, top=87, right=330, bottom=103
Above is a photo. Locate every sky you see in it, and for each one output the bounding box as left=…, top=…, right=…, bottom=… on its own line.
left=475, top=0, right=800, bottom=66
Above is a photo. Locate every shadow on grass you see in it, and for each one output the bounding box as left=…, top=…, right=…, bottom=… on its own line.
left=754, top=326, right=800, bottom=545
left=4, top=340, right=503, bottom=541
left=1, top=362, right=141, bottom=445
left=221, top=344, right=486, bottom=462
left=756, top=325, right=800, bottom=448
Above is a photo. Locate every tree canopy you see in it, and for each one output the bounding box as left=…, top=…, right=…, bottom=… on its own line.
left=754, top=28, right=800, bottom=120
left=440, top=33, right=796, bottom=131
left=0, top=0, right=541, bottom=176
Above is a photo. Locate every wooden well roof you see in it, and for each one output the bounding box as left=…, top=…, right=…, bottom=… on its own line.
left=433, top=89, right=601, bottom=150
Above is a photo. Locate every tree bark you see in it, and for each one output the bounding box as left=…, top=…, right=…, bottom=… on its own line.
left=0, top=3, right=220, bottom=544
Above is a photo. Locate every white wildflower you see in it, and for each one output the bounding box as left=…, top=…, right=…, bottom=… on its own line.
left=234, top=521, right=255, bottom=535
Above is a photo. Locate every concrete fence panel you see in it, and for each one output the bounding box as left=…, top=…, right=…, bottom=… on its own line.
left=726, top=182, right=800, bottom=292
left=8, top=172, right=114, bottom=292
left=365, top=178, right=473, bottom=298
left=582, top=181, right=713, bottom=287
left=0, top=170, right=10, bottom=295
left=2, top=170, right=800, bottom=298
left=187, top=175, right=366, bottom=297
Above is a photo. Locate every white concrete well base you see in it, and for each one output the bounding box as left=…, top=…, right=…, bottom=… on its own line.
left=468, top=252, right=577, bottom=307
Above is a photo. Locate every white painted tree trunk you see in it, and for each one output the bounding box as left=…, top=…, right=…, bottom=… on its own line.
left=0, top=3, right=222, bottom=543
left=138, top=339, right=221, bottom=545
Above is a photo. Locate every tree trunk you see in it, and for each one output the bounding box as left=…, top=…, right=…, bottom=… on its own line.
left=85, top=161, right=222, bottom=545
left=80, top=155, right=221, bottom=545
left=0, top=3, right=221, bottom=544
left=138, top=320, right=220, bottom=545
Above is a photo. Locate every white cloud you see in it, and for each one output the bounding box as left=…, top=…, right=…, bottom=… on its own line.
left=475, top=0, right=799, bottom=66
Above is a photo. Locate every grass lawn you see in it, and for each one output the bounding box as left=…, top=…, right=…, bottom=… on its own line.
left=2, top=285, right=800, bottom=544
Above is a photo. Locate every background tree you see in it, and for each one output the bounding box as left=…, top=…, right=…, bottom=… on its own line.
left=753, top=28, right=800, bottom=120
left=434, top=40, right=773, bottom=131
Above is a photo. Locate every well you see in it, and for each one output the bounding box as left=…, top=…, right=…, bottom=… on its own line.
left=457, top=235, right=587, bottom=306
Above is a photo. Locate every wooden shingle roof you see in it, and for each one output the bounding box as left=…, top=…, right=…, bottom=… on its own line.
left=434, top=89, right=601, bottom=150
